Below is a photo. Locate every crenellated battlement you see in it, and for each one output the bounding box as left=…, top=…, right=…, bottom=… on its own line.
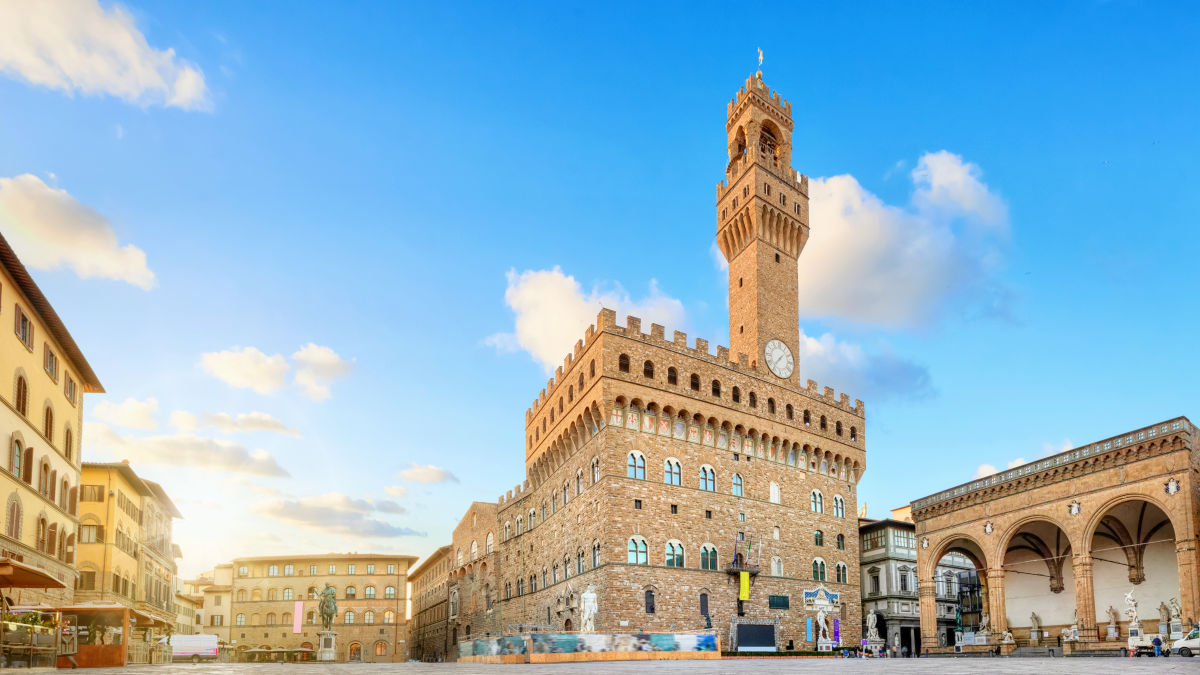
left=728, top=73, right=792, bottom=120
left=524, top=308, right=865, bottom=425
left=717, top=155, right=809, bottom=200
left=497, top=480, right=531, bottom=506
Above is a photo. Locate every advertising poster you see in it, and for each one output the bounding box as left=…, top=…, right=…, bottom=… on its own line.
left=806, top=617, right=813, bottom=642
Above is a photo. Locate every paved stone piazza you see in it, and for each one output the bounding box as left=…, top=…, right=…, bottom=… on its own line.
left=81, top=658, right=1199, bottom=675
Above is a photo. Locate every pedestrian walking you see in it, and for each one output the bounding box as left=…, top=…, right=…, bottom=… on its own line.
left=902, top=645, right=909, bottom=658
left=1152, top=635, right=1162, bottom=657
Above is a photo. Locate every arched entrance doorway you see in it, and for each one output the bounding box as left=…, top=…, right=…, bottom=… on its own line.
left=1001, top=519, right=1076, bottom=643
left=564, top=618, right=573, bottom=631
left=1088, top=498, right=1180, bottom=636
left=348, top=642, right=362, bottom=662
left=923, top=535, right=989, bottom=650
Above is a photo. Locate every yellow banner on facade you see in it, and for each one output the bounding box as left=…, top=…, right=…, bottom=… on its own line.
left=738, top=571, right=749, bottom=600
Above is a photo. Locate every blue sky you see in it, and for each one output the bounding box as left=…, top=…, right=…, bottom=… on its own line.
left=0, top=1, right=1196, bottom=576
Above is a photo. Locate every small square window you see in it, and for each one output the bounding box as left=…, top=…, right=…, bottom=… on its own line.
left=634, top=500, right=642, bottom=510
left=738, top=531, right=745, bottom=541
left=733, top=454, right=739, bottom=461
left=738, top=512, right=745, bottom=522
left=705, top=510, right=712, bottom=519
left=670, top=504, right=678, bottom=514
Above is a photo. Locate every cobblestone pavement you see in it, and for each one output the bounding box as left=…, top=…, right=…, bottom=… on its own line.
left=90, top=656, right=1197, bottom=675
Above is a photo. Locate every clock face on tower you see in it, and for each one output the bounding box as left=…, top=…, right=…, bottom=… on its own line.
left=764, top=339, right=794, bottom=379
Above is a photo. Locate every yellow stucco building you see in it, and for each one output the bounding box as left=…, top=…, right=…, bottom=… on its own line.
left=74, top=461, right=182, bottom=632
left=0, top=232, right=104, bottom=605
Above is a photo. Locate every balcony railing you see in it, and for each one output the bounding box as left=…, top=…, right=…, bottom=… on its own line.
left=725, top=562, right=759, bottom=576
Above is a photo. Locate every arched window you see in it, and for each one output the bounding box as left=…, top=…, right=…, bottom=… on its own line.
left=833, top=496, right=845, bottom=518
left=561, top=482, right=568, bottom=505
left=767, top=398, right=775, bottom=414
left=552, top=564, right=559, bottom=584
left=812, top=559, right=826, bottom=581
left=505, top=582, right=512, bottom=600
left=700, top=545, right=718, bottom=570
left=626, top=452, right=645, bottom=479
left=38, top=461, right=49, bottom=496
left=787, top=450, right=795, bottom=465
left=732, top=386, right=741, bottom=403
left=803, top=409, right=811, bottom=426
left=689, top=373, right=700, bottom=391
left=711, top=380, right=721, bottom=397
left=9, top=440, right=20, bottom=477
left=814, top=530, right=824, bottom=546
left=516, top=515, right=524, bottom=534
left=344, top=611, right=355, bottom=625
left=504, top=521, right=511, bottom=540
left=35, top=517, right=47, bottom=552
left=665, top=541, right=683, bottom=567
left=836, top=562, right=849, bottom=584
left=267, top=588, right=278, bottom=601
left=576, top=550, right=584, bottom=574
left=15, top=377, right=28, bottom=417
left=266, top=613, right=276, bottom=625
left=769, top=481, right=780, bottom=504
left=486, top=532, right=495, bottom=554
left=786, top=404, right=794, bottom=419
left=731, top=473, right=743, bottom=497
left=748, top=392, right=757, bottom=408
left=385, top=585, right=396, bottom=599
left=663, top=459, right=681, bottom=486
left=575, top=469, right=583, bottom=495
left=592, top=540, right=601, bottom=568
left=810, top=490, right=824, bottom=513
left=375, top=642, right=388, bottom=656
left=345, top=586, right=357, bottom=599
left=307, top=611, right=316, bottom=624
left=643, top=360, right=654, bottom=378
left=667, top=367, right=677, bottom=385
left=384, top=611, right=395, bottom=624
left=618, top=354, right=630, bottom=373
left=236, top=614, right=246, bottom=626
left=850, top=426, right=858, bottom=442
left=820, top=415, right=827, bottom=430
left=283, top=588, right=293, bottom=600
left=698, top=466, right=715, bottom=492
left=470, top=540, right=478, bottom=560
left=836, top=421, right=843, bottom=436
left=591, top=457, right=600, bottom=484
left=627, top=537, right=648, bottom=565
left=645, top=590, right=655, bottom=614
left=43, top=407, right=53, bottom=441
left=364, top=586, right=376, bottom=599
left=364, top=610, right=375, bottom=625
left=770, top=556, right=783, bottom=576
left=589, top=360, right=595, bottom=378
left=836, top=534, right=845, bottom=550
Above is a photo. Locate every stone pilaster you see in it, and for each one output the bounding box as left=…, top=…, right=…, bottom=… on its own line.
left=918, top=585, right=938, bottom=647
left=1176, top=539, right=1198, bottom=626
left=1072, top=554, right=1096, bottom=641
left=986, top=568, right=1007, bottom=632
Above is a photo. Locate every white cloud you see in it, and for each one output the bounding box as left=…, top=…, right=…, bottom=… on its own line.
left=91, top=396, right=158, bottom=430
left=199, top=346, right=289, bottom=394
left=794, top=329, right=931, bottom=401
left=206, top=411, right=300, bottom=437
left=800, top=151, right=1008, bottom=328
left=0, top=174, right=155, bottom=288
left=291, top=343, right=353, bottom=401
left=254, top=493, right=421, bottom=538
left=1041, top=439, right=1073, bottom=457
left=168, top=410, right=197, bottom=432
left=384, top=486, right=408, bottom=498
left=85, top=422, right=289, bottom=477
left=486, top=267, right=685, bottom=373
left=397, top=463, right=458, bottom=484
left=0, top=0, right=210, bottom=110
left=973, top=464, right=998, bottom=480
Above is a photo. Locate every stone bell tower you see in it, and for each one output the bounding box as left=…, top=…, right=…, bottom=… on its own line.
left=716, top=70, right=810, bottom=380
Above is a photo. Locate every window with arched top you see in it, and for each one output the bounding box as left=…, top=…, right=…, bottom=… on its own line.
left=820, top=415, right=827, bottom=430
left=836, top=562, right=849, bottom=584
left=363, top=586, right=376, bottom=599
left=470, top=540, right=478, bottom=560
left=486, top=532, right=495, bottom=554
left=9, top=440, right=21, bottom=477
left=5, top=500, right=20, bottom=539
left=665, top=541, right=684, bottom=567
left=344, top=611, right=355, bottom=625
left=711, top=380, right=721, bottom=397
left=663, top=459, right=681, bottom=486
left=589, top=360, right=595, bottom=377
left=770, top=556, right=783, bottom=576
left=814, top=530, right=824, bottom=546
left=504, top=522, right=511, bottom=540
left=626, top=452, right=645, bottom=479
left=767, top=398, right=775, bottom=414
left=666, top=367, right=677, bottom=385
left=627, top=537, right=648, bottom=565
left=700, top=544, right=718, bottom=570
left=363, top=610, right=375, bottom=625
left=267, top=588, right=278, bottom=601
left=515, top=515, right=524, bottom=535
left=618, top=354, right=630, bottom=372
left=385, top=585, right=396, bottom=599
left=43, top=407, right=53, bottom=442
left=836, top=421, right=842, bottom=436
left=731, top=473, right=743, bottom=497
left=235, top=614, right=245, bottom=626
left=836, top=534, right=846, bottom=550
left=643, top=360, right=654, bottom=378
left=732, top=387, right=741, bottom=403
left=592, top=540, right=601, bottom=568
left=645, top=589, right=655, bottom=614
left=810, top=491, right=824, bottom=513
left=748, top=392, right=757, bottom=408
left=689, top=373, right=700, bottom=391
left=15, top=377, right=28, bottom=417
left=384, top=611, right=395, bottom=625
left=850, top=426, right=857, bottom=441
left=812, top=559, right=827, bottom=581
left=787, top=450, right=795, bottom=465
left=803, top=409, right=811, bottom=425
left=698, top=466, right=715, bottom=492
left=576, top=550, right=584, bottom=574
left=769, top=481, right=780, bottom=504
left=591, top=457, right=600, bottom=484
left=345, top=586, right=356, bottom=599
left=833, top=495, right=845, bottom=518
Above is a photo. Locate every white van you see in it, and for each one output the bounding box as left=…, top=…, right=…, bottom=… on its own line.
left=1171, top=627, right=1199, bottom=657
left=158, top=634, right=220, bottom=663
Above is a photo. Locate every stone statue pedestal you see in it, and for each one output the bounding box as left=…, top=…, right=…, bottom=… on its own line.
left=816, top=638, right=834, bottom=652
left=866, top=639, right=886, bottom=655
left=317, top=630, right=337, bottom=662
left=1106, top=625, right=1118, bottom=640
left=1170, top=621, right=1183, bottom=640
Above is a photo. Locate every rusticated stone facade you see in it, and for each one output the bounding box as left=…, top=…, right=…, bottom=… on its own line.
left=454, top=70, right=868, bottom=652
left=409, top=545, right=451, bottom=662
left=913, top=417, right=1198, bottom=653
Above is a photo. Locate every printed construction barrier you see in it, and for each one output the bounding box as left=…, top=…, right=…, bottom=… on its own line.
left=457, top=632, right=720, bottom=663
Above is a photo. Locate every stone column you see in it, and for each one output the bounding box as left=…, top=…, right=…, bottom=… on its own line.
left=918, top=585, right=938, bottom=648
left=986, top=568, right=1007, bottom=633
left=1177, top=539, right=1199, bottom=626
left=1072, top=554, right=1097, bottom=641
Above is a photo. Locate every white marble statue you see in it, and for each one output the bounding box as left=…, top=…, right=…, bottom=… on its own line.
left=1159, top=601, right=1171, bottom=625
left=1000, top=630, right=1014, bottom=644
left=1124, top=588, right=1139, bottom=624
left=866, top=610, right=880, bottom=641
left=816, top=607, right=829, bottom=641
left=1169, top=598, right=1182, bottom=621
left=579, top=584, right=598, bottom=632
left=1030, top=611, right=1042, bottom=634
left=1106, top=606, right=1120, bottom=628
left=978, top=610, right=990, bottom=634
